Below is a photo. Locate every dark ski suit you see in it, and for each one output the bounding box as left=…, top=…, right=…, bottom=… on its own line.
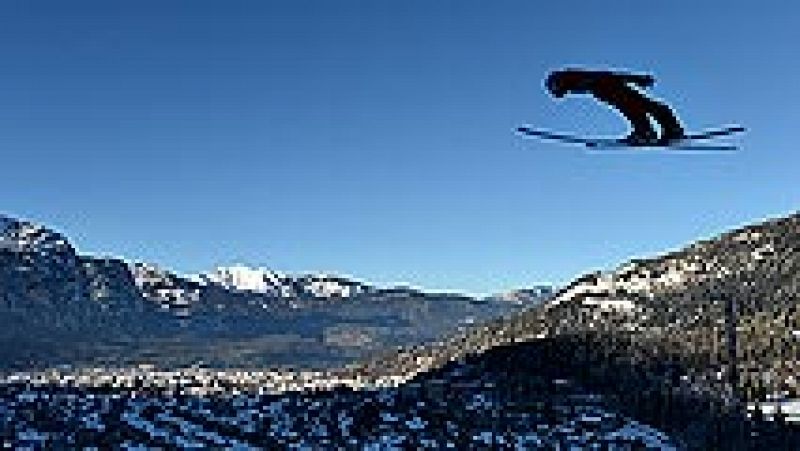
left=545, top=69, right=686, bottom=144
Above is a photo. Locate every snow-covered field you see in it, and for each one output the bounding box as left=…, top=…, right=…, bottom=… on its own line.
left=749, top=399, right=800, bottom=423
left=0, top=362, right=678, bottom=449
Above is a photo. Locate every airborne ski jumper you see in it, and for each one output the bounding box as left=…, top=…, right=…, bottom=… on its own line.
left=546, top=68, right=686, bottom=145
left=518, top=68, right=744, bottom=150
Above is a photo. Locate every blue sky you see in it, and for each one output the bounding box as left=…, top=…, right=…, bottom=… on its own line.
left=2, top=1, right=799, bottom=296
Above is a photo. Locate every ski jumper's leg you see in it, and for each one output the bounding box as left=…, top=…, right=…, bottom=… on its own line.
left=593, top=82, right=657, bottom=142
left=646, top=99, right=686, bottom=141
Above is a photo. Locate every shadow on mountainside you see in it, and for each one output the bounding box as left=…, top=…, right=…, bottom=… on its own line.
left=3, top=330, right=798, bottom=449
left=435, top=334, right=800, bottom=449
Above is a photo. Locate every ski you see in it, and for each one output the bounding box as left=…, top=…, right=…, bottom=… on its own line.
left=586, top=142, right=738, bottom=152
left=682, top=125, right=746, bottom=141
left=516, top=125, right=743, bottom=151
left=515, top=127, right=618, bottom=146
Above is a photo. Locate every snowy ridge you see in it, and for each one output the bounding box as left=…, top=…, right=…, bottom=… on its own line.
left=194, top=266, right=292, bottom=297
left=484, top=286, right=555, bottom=304
left=0, top=217, right=74, bottom=255
left=0, top=214, right=489, bottom=314
left=193, top=266, right=372, bottom=300
left=130, top=263, right=200, bottom=314
left=298, top=273, right=370, bottom=299
left=0, top=215, right=86, bottom=304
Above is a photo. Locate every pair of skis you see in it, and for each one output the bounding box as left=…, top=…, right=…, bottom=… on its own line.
left=516, top=125, right=745, bottom=151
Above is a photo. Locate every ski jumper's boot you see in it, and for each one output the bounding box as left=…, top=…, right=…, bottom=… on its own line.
left=648, top=99, right=686, bottom=145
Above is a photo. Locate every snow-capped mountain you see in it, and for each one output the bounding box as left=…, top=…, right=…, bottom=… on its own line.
left=193, top=265, right=372, bottom=300
left=484, top=285, right=555, bottom=304
left=194, top=266, right=291, bottom=296
left=0, top=216, right=86, bottom=306
left=383, top=211, right=800, bottom=420
left=0, top=214, right=487, bottom=316
left=0, top=213, right=530, bottom=374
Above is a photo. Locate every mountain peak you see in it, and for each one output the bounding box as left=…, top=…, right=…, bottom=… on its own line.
left=195, top=265, right=371, bottom=299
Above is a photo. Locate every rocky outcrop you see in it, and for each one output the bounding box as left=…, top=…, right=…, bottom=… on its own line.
left=0, top=217, right=86, bottom=307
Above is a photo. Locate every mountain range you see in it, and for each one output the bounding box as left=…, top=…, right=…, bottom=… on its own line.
left=0, top=214, right=551, bottom=314
left=0, top=214, right=800, bottom=449
left=3, top=211, right=800, bottom=448
left=0, top=214, right=552, bottom=372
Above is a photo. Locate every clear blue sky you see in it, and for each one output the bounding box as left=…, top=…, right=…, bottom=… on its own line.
left=2, top=1, right=799, bottom=296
